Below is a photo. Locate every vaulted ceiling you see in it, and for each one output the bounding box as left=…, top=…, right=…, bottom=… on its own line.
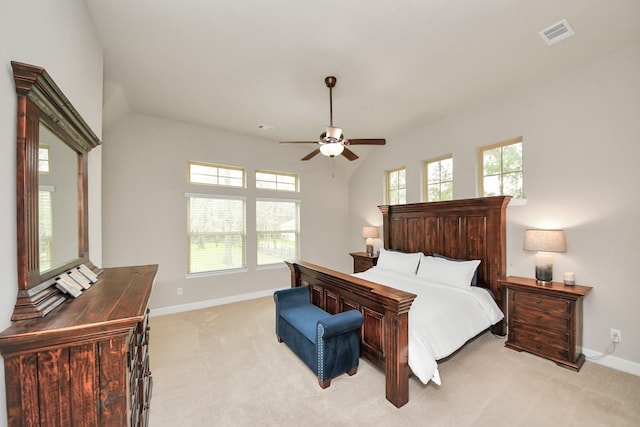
left=86, top=0, right=640, bottom=148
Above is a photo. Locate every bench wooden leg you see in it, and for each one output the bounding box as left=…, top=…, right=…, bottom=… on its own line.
left=318, top=379, right=331, bottom=389
left=347, top=367, right=357, bottom=376
left=276, top=335, right=282, bottom=343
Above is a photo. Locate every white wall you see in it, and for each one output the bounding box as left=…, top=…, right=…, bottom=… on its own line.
left=0, top=0, right=103, bottom=423
left=101, top=114, right=351, bottom=310
left=348, top=44, right=640, bottom=371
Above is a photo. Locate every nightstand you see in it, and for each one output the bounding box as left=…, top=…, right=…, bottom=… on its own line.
left=349, top=252, right=378, bottom=273
left=499, top=276, right=592, bottom=371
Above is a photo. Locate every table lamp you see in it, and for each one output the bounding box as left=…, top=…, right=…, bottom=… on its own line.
left=523, top=229, right=566, bottom=284
left=362, top=226, right=378, bottom=255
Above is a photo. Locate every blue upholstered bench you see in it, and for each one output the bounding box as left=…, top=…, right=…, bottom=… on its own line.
left=273, top=286, right=364, bottom=388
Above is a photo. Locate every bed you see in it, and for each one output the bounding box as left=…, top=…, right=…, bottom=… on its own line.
left=285, top=195, right=510, bottom=407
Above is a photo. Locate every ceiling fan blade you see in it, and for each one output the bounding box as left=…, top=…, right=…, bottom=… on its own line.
left=341, top=147, right=359, bottom=161
left=344, top=138, right=386, bottom=145
left=301, top=148, right=321, bottom=161
left=280, top=141, right=317, bottom=144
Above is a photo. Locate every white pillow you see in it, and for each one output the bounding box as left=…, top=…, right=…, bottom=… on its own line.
left=416, top=254, right=480, bottom=289
left=376, top=248, right=421, bottom=275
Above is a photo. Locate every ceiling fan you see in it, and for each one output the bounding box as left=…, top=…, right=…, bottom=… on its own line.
left=280, top=76, right=386, bottom=161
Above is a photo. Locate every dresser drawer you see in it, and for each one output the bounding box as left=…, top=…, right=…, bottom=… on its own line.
left=511, top=305, right=571, bottom=332
left=511, top=290, right=571, bottom=316
left=354, top=258, right=372, bottom=273
left=509, top=327, right=570, bottom=361
left=510, top=321, right=570, bottom=349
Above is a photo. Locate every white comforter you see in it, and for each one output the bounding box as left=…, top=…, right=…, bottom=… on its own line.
left=355, top=267, right=504, bottom=385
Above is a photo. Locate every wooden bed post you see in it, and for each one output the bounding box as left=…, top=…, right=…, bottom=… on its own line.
left=384, top=305, right=411, bottom=407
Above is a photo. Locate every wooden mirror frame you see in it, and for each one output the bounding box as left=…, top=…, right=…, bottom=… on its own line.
left=12, top=61, right=101, bottom=320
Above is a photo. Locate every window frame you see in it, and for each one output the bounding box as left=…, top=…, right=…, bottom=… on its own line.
left=185, top=193, right=247, bottom=276
left=385, top=166, right=407, bottom=205
left=255, top=169, right=299, bottom=192
left=187, top=161, right=246, bottom=188
left=255, top=197, right=301, bottom=268
left=477, top=137, right=524, bottom=199
left=423, top=154, right=453, bottom=202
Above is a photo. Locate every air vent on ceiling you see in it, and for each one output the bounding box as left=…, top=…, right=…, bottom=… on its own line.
left=539, top=18, right=575, bottom=46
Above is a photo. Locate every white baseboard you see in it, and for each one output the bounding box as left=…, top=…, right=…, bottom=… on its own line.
left=149, top=287, right=284, bottom=317
left=583, top=347, right=640, bottom=377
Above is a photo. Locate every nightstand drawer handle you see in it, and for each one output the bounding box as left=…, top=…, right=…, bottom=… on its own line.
left=536, top=315, right=542, bottom=320
left=536, top=299, right=542, bottom=304
left=536, top=344, right=541, bottom=349
left=537, top=329, right=541, bottom=334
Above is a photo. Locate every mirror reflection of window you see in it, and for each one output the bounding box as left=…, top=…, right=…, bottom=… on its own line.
left=38, top=123, right=79, bottom=272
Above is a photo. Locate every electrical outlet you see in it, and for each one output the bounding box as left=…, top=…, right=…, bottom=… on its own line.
left=610, top=328, right=621, bottom=343
left=177, top=287, right=183, bottom=296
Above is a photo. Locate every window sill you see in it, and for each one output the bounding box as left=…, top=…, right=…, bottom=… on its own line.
left=186, top=267, right=248, bottom=279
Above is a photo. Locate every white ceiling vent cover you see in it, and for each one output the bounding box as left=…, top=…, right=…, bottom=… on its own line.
left=539, top=19, right=575, bottom=46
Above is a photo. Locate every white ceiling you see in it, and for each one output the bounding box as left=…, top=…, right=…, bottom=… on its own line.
left=86, top=0, right=640, bottom=146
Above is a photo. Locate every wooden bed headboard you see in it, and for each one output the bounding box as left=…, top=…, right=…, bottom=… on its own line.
left=379, top=195, right=511, bottom=313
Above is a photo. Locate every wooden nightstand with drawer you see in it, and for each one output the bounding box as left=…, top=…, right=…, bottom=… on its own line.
left=499, top=276, right=592, bottom=371
left=350, top=252, right=378, bottom=273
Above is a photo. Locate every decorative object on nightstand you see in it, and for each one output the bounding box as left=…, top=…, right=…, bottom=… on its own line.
left=361, top=226, right=379, bottom=255
left=499, top=276, right=592, bottom=371
left=523, top=229, right=566, bottom=284
left=350, top=252, right=378, bottom=273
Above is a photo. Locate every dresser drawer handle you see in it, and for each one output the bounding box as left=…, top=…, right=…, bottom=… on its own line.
left=536, top=344, right=541, bottom=348
left=536, top=299, right=542, bottom=304
left=536, top=329, right=541, bottom=334
left=536, top=315, right=542, bottom=320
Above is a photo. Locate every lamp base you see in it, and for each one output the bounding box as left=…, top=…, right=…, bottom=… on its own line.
left=366, top=244, right=374, bottom=255
left=535, top=253, right=553, bottom=284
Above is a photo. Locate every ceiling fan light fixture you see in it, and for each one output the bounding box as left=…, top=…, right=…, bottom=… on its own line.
left=319, top=142, right=345, bottom=157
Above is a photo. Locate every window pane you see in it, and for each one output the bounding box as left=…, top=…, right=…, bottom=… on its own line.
left=189, top=162, right=244, bottom=188
left=39, top=146, right=50, bottom=173
left=502, top=143, right=522, bottom=172
left=441, top=158, right=453, bottom=181
left=39, top=190, right=53, bottom=271
left=483, top=147, right=502, bottom=176
left=427, top=162, right=440, bottom=184
left=188, top=197, right=246, bottom=273
left=441, top=181, right=453, bottom=201
left=483, top=174, right=501, bottom=197
left=256, top=200, right=299, bottom=265
left=256, top=170, right=298, bottom=192
left=502, top=171, right=523, bottom=198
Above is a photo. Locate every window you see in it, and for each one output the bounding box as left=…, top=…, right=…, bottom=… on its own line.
left=386, top=167, right=406, bottom=204
left=39, top=189, right=53, bottom=271
left=39, top=145, right=50, bottom=173
left=256, top=170, right=299, bottom=192
left=424, top=155, right=453, bottom=202
left=479, top=137, right=523, bottom=199
left=188, top=161, right=245, bottom=188
left=187, top=194, right=246, bottom=274
left=256, top=199, right=300, bottom=266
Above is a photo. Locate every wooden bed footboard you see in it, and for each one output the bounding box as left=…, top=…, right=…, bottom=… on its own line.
left=285, top=260, right=416, bottom=408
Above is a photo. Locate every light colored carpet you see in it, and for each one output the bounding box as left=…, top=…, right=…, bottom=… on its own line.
left=148, top=296, right=640, bottom=426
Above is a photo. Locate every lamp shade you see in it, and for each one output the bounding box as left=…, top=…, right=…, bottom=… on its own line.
left=362, top=226, right=379, bottom=239
left=523, top=229, right=566, bottom=252
left=319, top=142, right=344, bottom=157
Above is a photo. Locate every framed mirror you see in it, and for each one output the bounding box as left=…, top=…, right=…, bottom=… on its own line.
left=12, top=61, right=100, bottom=320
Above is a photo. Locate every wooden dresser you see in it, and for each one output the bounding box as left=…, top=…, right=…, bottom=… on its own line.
left=349, top=252, right=378, bottom=273
left=0, top=264, right=157, bottom=427
left=499, top=276, right=592, bottom=371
